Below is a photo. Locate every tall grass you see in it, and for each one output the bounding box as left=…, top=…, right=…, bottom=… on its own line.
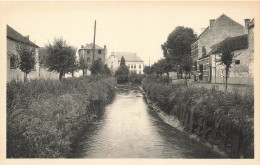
left=7, top=75, right=116, bottom=158
left=142, top=75, right=254, bottom=158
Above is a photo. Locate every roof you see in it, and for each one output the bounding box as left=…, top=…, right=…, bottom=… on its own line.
left=112, top=52, right=144, bottom=62
left=7, top=25, right=39, bottom=48
left=211, top=34, right=248, bottom=54
left=196, top=14, right=245, bottom=41
left=79, top=43, right=104, bottom=50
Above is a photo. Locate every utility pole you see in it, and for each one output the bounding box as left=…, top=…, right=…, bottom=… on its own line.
left=92, top=20, right=96, bottom=65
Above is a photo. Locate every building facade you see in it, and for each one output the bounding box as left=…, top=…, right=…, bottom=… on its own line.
left=7, top=25, right=40, bottom=82
left=210, top=19, right=254, bottom=85
left=78, top=43, right=107, bottom=67
left=191, top=14, right=248, bottom=82
left=107, top=52, right=144, bottom=74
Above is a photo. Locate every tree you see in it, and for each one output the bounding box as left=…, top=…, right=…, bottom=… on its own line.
left=161, top=26, right=197, bottom=77
left=180, top=55, right=193, bottom=85
left=157, top=59, right=172, bottom=78
left=78, top=56, right=88, bottom=76
left=45, top=37, right=77, bottom=81
left=115, top=65, right=129, bottom=76
left=120, top=56, right=126, bottom=66
left=143, top=66, right=152, bottom=75
left=16, top=41, right=36, bottom=82
left=103, top=64, right=111, bottom=75
left=90, top=59, right=104, bottom=75
left=218, top=47, right=234, bottom=91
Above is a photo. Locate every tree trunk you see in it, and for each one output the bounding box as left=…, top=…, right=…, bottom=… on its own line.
left=225, top=68, right=228, bottom=91
left=166, top=72, right=169, bottom=78
left=59, top=70, right=63, bottom=81
left=184, top=72, right=187, bottom=86
left=82, top=69, right=85, bottom=76
left=24, top=73, right=28, bottom=83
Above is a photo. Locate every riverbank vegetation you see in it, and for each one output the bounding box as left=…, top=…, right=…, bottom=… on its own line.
left=7, top=75, right=116, bottom=158
left=141, top=75, right=254, bottom=158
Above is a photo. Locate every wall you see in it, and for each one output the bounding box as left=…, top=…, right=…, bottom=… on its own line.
left=78, top=48, right=106, bottom=67
left=126, top=61, right=144, bottom=74
left=198, top=15, right=247, bottom=59
left=210, top=48, right=253, bottom=85
left=7, top=39, right=39, bottom=82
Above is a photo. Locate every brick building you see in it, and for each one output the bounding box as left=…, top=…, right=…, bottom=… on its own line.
left=7, top=25, right=40, bottom=82
left=210, top=19, right=254, bottom=85
left=78, top=43, right=107, bottom=67
left=107, top=52, right=144, bottom=74
left=191, top=14, right=247, bottom=82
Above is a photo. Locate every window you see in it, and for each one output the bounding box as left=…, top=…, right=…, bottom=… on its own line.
left=139, top=64, right=141, bottom=69
left=99, top=58, right=101, bottom=61
left=10, top=56, right=16, bottom=69
left=87, top=58, right=90, bottom=62
left=235, top=60, right=240, bottom=65
left=87, top=50, right=90, bottom=53
left=139, top=71, right=141, bottom=74
left=98, top=50, right=102, bottom=54
left=134, top=64, right=136, bottom=69
left=131, top=64, right=133, bottom=69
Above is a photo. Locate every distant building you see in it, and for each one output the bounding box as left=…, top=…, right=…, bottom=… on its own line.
left=78, top=43, right=107, bottom=67
left=107, top=52, right=144, bottom=74
left=210, top=19, right=254, bottom=85
left=191, top=14, right=247, bottom=82
left=7, top=25, right=40, bottom=82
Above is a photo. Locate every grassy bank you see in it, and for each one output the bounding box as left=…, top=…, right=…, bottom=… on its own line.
left=7, top=76, right=116, bottom=158
left=141, top=75, right=254, bottom=158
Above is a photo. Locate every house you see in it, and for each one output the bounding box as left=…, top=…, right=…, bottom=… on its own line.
left=210, top=19, right=254, bottom=85
left=107, top=52, right=144, bottom=74
left=78, top=43, right=107, bottom=67
left=191, top=14, right=248, bottom=82
left=7, top=25, right=40, bottom=82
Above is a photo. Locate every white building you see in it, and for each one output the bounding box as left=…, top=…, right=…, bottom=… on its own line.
left=107, top=52, right=144, bottom=74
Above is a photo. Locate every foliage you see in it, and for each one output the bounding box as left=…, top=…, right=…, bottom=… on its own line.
left=90, top=59, right=104, bottom=75
left=115, top=65, right=129, bottom=76
left=78, top=56, right=88, bottom=76
left=7, top=76, right=116, bottom=158
left=120, top=56, right=126, bottom=66
left=141, top=76, right=254, bottom=158
left=103, top=64, right=111, bottom=75
left=161, top=26, right=197, bottom=76
left=143, top=66, right=153, bottom=75
left=45, top=37, right=77, bottom=80
left=218, top=47, right=235, bottom=90
left=16, top=41, right=36, bottom=81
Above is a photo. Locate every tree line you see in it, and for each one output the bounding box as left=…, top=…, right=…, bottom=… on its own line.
left=143, top=26, right=236, bottom=88
left=15, top=37, right=111, bottom=82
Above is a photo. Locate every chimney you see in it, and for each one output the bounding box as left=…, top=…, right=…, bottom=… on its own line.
left=245, top=19, right=250, bottom=27
left=104, top=45, right=106, bottom=50
left=81, top=45, right=84, bottom=48
left=210, top=19, right=215, bottom=27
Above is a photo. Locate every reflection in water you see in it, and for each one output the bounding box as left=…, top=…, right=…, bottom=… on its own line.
left=71, top=85, right=223, bottom=158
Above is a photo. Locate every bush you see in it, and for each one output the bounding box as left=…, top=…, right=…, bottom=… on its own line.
left=7, top=75, right=116, bottom=158
left=141, top=76, right=254, bottom=158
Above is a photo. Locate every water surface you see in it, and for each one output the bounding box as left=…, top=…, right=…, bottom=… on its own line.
left=71, top=85, right=223, bottom=158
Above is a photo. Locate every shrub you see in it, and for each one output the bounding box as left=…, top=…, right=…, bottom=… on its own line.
left=141, top=76, right=254, bottom=158
left=7, top=75, right=116, bottom=158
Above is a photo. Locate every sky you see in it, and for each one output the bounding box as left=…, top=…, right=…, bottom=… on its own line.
left=2, top=1, right=258, bottom=66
